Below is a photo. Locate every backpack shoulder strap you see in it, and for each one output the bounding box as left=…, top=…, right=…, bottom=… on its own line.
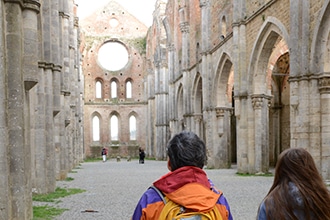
left=149, top=185, right=166, bottom=204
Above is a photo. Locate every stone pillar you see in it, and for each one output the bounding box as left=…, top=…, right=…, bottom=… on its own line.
left=199, top=0, right=211, bottom=52
left=168, top=44, right=178, bottom=135
left=233, top=0, right=248, bottom=173
left=193, top=114, right=203, bottom=138
left=199, top=0, right=213, bottom=161
left=234, top=94, right=249, bottom=173
left=289, top=0, right=311, bottom=150
left=73, top=14, right=82, bottom=164
left=155, top=63, right=169, bottom=160
left=4, top=1, right=29, bottom=218
left=22, top=1, right=40, bottom=218
left=59, top=2, right=70, bottom=177
left=146, top=67, right=156, bottom=157
left=45, top=64, right=55, bottom=192
left=34, top=63, right=47, bottom=193
left=252, top=94, right=271, bottom=174
left=214, top=107, right=233, bottom=168
left=51, top=0, right=61, bottom=114
left=318, top=75, right=330, bottom=180
left=67, top=0, right=76, bottom=169
left=0, top=1, right=10, bottom=219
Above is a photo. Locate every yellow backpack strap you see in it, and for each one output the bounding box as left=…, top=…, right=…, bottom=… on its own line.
left=149, top=186, right=224, bottom=220
left=159, top=198, right=184, bottom=219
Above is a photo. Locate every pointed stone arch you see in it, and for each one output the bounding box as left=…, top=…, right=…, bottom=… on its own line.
left=91, top=112, right=102, bottom=142
left=213, top=53, right=234, bottom=107
left=95, top=77, right=103, bottom=99
left=109, top=111, right=120, bottom=142
left=192, top=73, right=204, bottom=139
left=311, top=0, right=330, bottom=73
left=248, top=17, right=289, bottom=94
left=128, top=111, right=138, bottom=141
left=247, top=17, right=289, bottom=173
left=110, top=77, right=119, bottom=99
left=176, top=83, right=185, bottom=130
left=210, top=52, right=235, bottom=167
left=310, top=0, right=330, bottom=180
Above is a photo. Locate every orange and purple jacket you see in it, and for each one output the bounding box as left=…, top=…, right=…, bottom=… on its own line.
left=132, top=166, right=233, bottom=220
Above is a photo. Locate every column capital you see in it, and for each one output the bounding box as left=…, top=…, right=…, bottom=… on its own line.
left=199, top=0, right=210, bottom=8
left=167, top=43, right=175, bottom=51
left=180, top=22, right=189, bottom=33
left=23, top=0, right=41, bottom=13
left=194, top=113, right=203, bottom=122
left=318, top=73, right=330, bottom=94
left=251, top=94, right=272, bottom=110
left=215, top=107, right=233, bottom=117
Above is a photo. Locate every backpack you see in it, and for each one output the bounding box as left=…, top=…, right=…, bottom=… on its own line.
left=150, top=186, right=224, bottom=220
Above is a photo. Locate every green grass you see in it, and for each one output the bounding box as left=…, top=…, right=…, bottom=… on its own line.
left=33, top=187, right=86, bottom=202
left=33, top=187, right=86, bottom=219
left=65, top=177, right=74, bottom=181
left=236, top=172, right=273, bottom=177
left=33, top=205, right=68, bottom=220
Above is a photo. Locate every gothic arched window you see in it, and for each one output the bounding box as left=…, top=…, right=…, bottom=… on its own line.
left=110, top=115, right=119, bottom=140
left=111, top=81, right=117, bottom=98
left=96, top=81, right=102, bottom=98
left=92, top=115, right=100, bottom=141
left=126, top=80, right=132, bottom=98
left=129, top=115, right=136, bottom=140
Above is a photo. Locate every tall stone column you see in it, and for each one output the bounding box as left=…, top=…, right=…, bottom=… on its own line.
left=235, top=94, right=249, bottom=173
left=146, top=67, right=155, bottom=156
left=22, top=1, right=40, bottom=218
left=199, top=0, right=213, bottom=158
left=34, top=63, right=47, bottom=193
left=168, top=44, right=178, bottom=135
left=318, top=75, right=330, bottom=180
left=289, top=0, right=311, bottom=150
left=193, top=114, right=203, bottom=138
left=252, top=94, right=271, bottom=173
left=155, top=63, right=169, bottom=160
left=233, top=0, right=249, bottom=173
left=59, top=4, right=70, bottom=178
left=180, top=9, right=193, bottom=131
left=0, top=1, right=10, bottom=219
left=214, top=107, right=233, bottom=168
left=45, top=64, right=55, bottom=192
left=73, top=15, right=82, bottom=164
left=4, top=1, right=29, bottom=218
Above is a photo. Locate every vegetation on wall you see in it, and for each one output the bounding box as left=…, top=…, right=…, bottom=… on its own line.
left=84, top=36, right=147, bottom=55
left=127, top=36, right=147, bottom=55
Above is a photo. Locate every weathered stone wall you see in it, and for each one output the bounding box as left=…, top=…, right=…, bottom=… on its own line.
left=0, top=0, right=83, bottom=218
left=146, top=0, right=330, bottom=180
left=81, top=1, right=148, bottom=159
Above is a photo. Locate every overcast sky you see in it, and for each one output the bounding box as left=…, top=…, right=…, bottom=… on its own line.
left=76, top=0, right=157, bottom=26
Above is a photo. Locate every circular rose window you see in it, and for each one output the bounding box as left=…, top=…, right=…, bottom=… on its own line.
left=98, top=41, right=129, bottom=71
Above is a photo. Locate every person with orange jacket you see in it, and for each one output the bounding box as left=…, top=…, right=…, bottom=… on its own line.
left=132, top=131, right=233, bottom=220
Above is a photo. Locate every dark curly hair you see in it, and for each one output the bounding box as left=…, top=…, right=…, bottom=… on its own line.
left=166, top=131, right=207, bottom=171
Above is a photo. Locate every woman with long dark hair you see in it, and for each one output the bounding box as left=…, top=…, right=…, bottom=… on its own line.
left=257, top=148, right=330, bottom=220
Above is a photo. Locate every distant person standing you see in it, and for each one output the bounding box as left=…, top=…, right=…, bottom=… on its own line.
left=139, top=147, right=145, bottom=164
left=101, top=147, right=108, bottom=162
